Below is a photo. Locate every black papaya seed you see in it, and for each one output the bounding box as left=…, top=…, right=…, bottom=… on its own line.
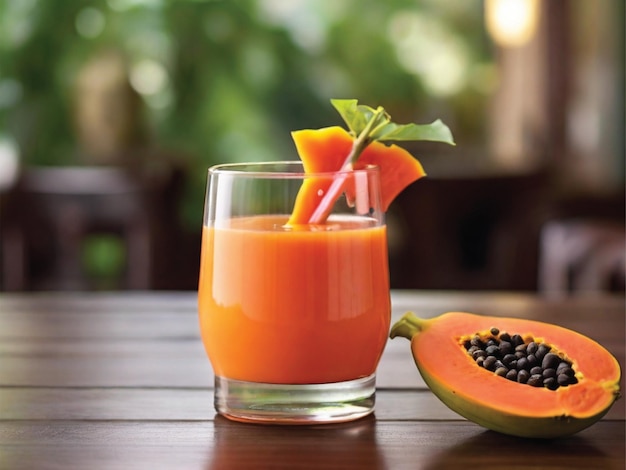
left=516, top=357, right=529, bottom=371
left=517, top=369, right=530, bottom=384
left=505, top=369, right=518, bottom=381
left=527, top=374, right=543, bottom=387
left=511, top=334, right=524, bottom=346
left=515, top=343, right=528, bottom=353
left=530, top=366, right=543, bottom=376
left=483, top=356, right=497, bottom=371
left=527, top=353, right=538, bottom=368
left=527, top=342, right=538, bottom=355
left=499, top=332, right=512, bottom=342
left=485, top=345, right=500, bottom=357
left=536, top=344, right=550, bottom=360
left=543, top=368, right=556, bottom=379
left=566, top=374, right=578, bottom=385
left=495, top=367, right=508, bottom=377
left=544, top=377, right=558, bottom=390
left=542, top=353, right=560, bottom=370
left=472, top=349, right=487, bottom=360
left=557, top=373, right=572, bottom=386
left=557, top=362, right=573, bottom=374
left=502, top=353, right=517, bottom=366
left=499, top=341, right=513, bottom=355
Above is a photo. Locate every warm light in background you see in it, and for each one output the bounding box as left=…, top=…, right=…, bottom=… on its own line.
left=485, top=0, right=540, bottom=47
left=0, top=136, right=19, bottom=191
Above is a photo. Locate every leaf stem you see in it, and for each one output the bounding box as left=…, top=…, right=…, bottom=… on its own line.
left=307, top=107, right=387, bottom=224
left=347, top=106, right=386, bottom=166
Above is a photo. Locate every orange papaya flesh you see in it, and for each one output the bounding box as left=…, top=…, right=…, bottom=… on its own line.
left=390, top=312, right=621, bottom=438
left=288, top=126, right=425, bottom=225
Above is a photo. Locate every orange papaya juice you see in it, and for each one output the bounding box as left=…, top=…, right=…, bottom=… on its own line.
left=198, top=214, right=391, bottom=385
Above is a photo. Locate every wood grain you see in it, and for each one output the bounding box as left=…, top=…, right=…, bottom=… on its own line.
left=0, top=291, right=623, bottom=469
left=0, top=421, right=623, bottom=470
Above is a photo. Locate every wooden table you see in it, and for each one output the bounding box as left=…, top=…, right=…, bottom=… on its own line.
left=0, top=291, right=624, bottom=469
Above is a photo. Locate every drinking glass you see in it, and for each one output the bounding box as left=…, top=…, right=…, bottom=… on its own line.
left=198, top=161, right=391, bottom=424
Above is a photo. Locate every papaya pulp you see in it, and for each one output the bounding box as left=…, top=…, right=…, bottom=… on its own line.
left=287, top=126, right=425, bottom=225
left=390, top=312, right=621, bottom=438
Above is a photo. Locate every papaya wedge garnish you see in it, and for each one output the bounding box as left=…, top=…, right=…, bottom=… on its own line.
left=287, top=99, right=455, bottom=225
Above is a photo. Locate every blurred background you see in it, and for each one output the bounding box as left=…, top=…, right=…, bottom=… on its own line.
left=0, top=0, right=623, bottom=293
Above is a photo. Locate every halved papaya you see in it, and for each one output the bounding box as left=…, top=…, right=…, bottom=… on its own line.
left=390, top=312, right=621, bottom=438
left=287, top=126, right=425, bottom=225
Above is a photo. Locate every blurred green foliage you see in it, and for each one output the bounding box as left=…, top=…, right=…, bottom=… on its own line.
left=0, top=0, right=493, bottom=227
left=82, top=233, right=126, bottom=286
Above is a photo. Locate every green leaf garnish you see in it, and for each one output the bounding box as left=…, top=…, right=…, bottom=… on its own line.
left=330, top=99, right=377, bottom=136
left=370, top=119, right=455, bottom=144
left=330, top=98, right=456, bottom=149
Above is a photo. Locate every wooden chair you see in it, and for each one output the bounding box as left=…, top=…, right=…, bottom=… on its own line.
left=538, top=219, right=626, bottom=294
left=5, top=167, right=153, bottom=290
left=387, top=169, right=549, bottom=290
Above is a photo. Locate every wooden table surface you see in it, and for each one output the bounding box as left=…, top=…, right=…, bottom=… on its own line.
left=0, top=291, right=624, bottom=469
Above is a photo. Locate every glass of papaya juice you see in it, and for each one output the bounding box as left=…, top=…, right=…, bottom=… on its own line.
left=198, top=161, right=391, bottom=424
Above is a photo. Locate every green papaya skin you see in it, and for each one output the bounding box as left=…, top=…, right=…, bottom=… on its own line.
left=390, top=312, right=621, bottom=439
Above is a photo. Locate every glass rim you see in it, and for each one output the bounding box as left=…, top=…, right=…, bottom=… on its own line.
left=208, top=161, right=380, bottom=178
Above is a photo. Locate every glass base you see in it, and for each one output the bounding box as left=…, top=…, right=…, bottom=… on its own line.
left=214, top=374, right=376, bottom=424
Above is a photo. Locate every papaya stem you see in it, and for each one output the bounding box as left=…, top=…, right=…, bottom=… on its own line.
left=389, top=312, right=428, bottom=340
left=307, top=107, right=387, bottom=224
